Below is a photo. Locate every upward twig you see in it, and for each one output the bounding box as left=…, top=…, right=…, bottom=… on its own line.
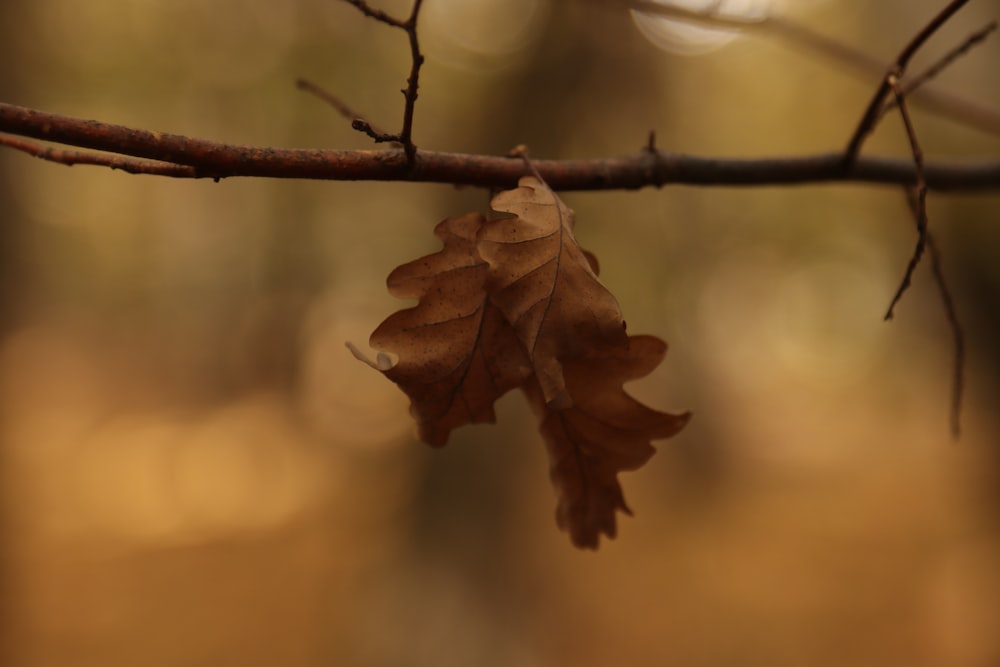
left=880, top=20, right=998, bottom=120
left=843, top=0, right=971, bottom=162
left=342, top=0, right=425, bottom=163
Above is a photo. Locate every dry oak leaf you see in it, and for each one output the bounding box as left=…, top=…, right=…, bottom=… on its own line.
left=349, top=212, right=530, bottom=446
left=480, top=175, right=629, bottom=410
left=352, top=177, right=689, bottom=548
left=525, top=335, right=690, bottom=549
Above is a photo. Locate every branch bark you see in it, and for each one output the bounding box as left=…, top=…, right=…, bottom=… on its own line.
left=2, top=104, right=999, bottom=192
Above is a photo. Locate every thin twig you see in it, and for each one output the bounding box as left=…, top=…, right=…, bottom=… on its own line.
left=931, top=234, right=965, bottom=439
left=341, top=0, right=425, bottom=163
left=883, top=74, right=929, bottom=321
left=342, top=0, right=406, bottom=28
left=841, top=0, right=975, bottom=438
left=881, top=74, right=966, bottom=438
left=397, top=0, right=425, bottom=162
left=510, top=144, right=545, bottom=183
left=296, top=78, right=392, bottom=137
left=3, top=104, right=1000, bottom=190
left=296, top=77, right=364, bottom=122
left=296, top=77, right=402, bottom=146
left=881, top=21, right=999, bottom=120
left=0, top=133, right=198, bottom=177
left=902, top=190, right=965, bottom=439
left=902, top=20, right=998, bottom=99
left=844, top=0, right=970, bottom=163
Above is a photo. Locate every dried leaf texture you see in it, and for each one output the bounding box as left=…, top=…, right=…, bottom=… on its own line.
left=525, top=335, right=690, bottom=549
left=357, top=178, right=689, bottom=548
left=365, top=212, right=529, bottom=446
left=480, top=176, right=628, bottom=409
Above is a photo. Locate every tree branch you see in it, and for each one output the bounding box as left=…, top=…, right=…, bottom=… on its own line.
left=883, top=74, right=930, bottom=322
left=341, top=0, right=425, bottom=162
left=844, top=0, right=970, bottom=162
left=0, top=133, right=198, bottom=177
left=831, top=0, right=971, bottom=437
left=880, top=20, right=998, bottom=120
left=2, top=104, right=1000, bottom=191
left=1, top=0, right=989, bottom=442
left=923, top=216, right=965, bottom=440
left=295, top=78, right=392, bottom=137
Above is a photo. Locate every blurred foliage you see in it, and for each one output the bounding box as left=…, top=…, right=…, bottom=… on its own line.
left=1, top=0, right=999, bottom=665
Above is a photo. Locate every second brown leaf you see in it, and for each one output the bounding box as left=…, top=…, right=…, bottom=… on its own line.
left=480, top=176, right=630, bottom=409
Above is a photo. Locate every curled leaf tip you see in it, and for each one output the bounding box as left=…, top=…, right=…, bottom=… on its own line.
left=345, top=341, right=395, bottom=371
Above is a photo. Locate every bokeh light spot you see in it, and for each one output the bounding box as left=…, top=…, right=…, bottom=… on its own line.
left=631, top=0, right=772, bottom=55
left=423, top=0, right=550, bottom=71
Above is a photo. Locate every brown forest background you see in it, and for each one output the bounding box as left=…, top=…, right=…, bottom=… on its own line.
left=2, top=0, right=1000, bottom=665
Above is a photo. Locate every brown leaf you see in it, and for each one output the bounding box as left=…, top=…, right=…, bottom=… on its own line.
left=523, top=335, right=690, bottom=549
left=355, top=177, right=689, bottom=549
left=480, top=176, right=628, bottom=409
left=358, top=212, right=530, bottom=446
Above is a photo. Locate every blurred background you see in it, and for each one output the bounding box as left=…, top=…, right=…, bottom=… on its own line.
left=1, top=0, right=999, bottom=665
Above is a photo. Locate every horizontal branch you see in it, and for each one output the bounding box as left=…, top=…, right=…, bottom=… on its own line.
left=2, top=103, right=999, bottom=191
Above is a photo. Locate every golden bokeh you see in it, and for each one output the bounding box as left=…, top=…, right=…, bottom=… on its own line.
left=1, top=0, right=999, bottom=665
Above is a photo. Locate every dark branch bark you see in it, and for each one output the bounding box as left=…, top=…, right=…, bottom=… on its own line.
left=2, top=103, right=999, bottom=192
